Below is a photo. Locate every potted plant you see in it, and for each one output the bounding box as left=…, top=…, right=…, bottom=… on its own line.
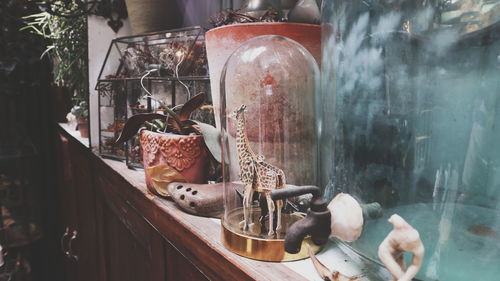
left=205, top=0, right=321, bottom=128
left=21, top=1, right=88, bottom=122
left=124, top=0, right=182, bottom=34
left=70, top=101, right=89, bottom=138
left=116, top=93, right=220, bottom=197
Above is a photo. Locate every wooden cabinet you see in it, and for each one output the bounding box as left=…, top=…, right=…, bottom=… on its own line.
left=93, top=155, right=209, bottom=281
left=71, top=140, right=99, bottom=281
left=94, top=170, right=166, bottom=281
left=55, top=125, right=305, bottom=281
left=99, top=202, right=164, bottom=281
left=165, top=243, right=210, bottom=281
left=56, top=128, right=210, bottom=281
left=56, top=133, right=99, bottom=281
left=55, top=134, right=79, bottom=281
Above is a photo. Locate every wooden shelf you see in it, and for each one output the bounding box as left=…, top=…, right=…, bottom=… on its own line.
left=56, top=123, right=382, bottom=281
left=94, top=150, right=309, bottom=281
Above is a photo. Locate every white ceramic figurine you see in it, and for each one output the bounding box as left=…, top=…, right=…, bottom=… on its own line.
left=327, top=193, right=364, bottom=242
left=378, top=214, right=424, bottom=281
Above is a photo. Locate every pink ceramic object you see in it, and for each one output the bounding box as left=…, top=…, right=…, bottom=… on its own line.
left=378, top=215, right=425, bottom=281
left=328, top=193, right=364, bottom=242
left=205, top=22, right=321, bottom=128
left=140, top=130, right=209, bottom=194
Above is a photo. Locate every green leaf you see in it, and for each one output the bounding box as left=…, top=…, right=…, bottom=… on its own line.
left=115, top=113, right=168, bottom=143
left=193, top=121, right=226, bottom=163
left=21, top=5, right=88, bottom=99
left=179, top=93, right=205, bottom=120
left=40, top=45, right=55, bottom=59
left=21, top=12, right=47, bottom=19
left=19, top=25, right=33, bottom=31
left=146, top=164, right=186, bottom=197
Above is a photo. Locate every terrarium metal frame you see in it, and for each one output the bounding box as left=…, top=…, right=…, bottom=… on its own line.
left=97, top=76, right=211, bottom=169
left=95, top=26, right=210, bottom=169
left=95, top=26, right=207, bottom=81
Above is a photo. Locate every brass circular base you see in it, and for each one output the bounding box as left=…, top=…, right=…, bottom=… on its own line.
left=221, top=207, right=321, bottom=262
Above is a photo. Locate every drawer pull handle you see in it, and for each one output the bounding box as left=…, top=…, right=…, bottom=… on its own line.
left=68, top=230, right=79, bottom=261
left=60, top=227, right=70, bottom=257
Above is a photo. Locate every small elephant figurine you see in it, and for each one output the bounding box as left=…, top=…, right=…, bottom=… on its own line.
left=378, top=214, right=424, bottom=281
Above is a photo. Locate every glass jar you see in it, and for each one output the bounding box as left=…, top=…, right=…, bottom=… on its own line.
left=321, top=1, right=500, bottom=280
left=220, top=35, right=320, bottom=261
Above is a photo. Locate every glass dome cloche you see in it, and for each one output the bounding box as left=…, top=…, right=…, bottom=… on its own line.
left=219, top=35, right=320, bottom=261
left=321, top=0, right=500, bottom=280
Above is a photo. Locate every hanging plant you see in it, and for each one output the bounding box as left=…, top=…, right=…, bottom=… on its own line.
left=20, top=1, right=88, bottom=101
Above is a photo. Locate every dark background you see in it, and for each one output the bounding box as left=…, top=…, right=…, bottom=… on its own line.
left=0, top=1, right=61, bottom=280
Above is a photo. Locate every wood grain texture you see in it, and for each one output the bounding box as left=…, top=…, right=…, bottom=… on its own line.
left=55, top=133, right=79, bottom=281
left=165, top=241, right=210, bottom=281
left=97, top=156, right=310, bottom=281
left=71, top=139, right=100, bottom=281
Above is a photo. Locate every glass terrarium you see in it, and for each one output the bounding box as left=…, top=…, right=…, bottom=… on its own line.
left=220, top=35, right=320, bottom=261
left=97, top=26, right=208, bottom=80
left=321, top=1, right=500, bottom=280
left=96, top=26, right=210, bottom=167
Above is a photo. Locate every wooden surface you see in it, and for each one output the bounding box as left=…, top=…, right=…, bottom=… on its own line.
left=94, top=155, right=309, bottom=281
left=55, top=133, right=79, bottom=281
left=58, top=124, right=310, bottom=281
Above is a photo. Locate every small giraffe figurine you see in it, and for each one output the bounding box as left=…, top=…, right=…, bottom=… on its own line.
left=230, top=104, right=286, bottom=236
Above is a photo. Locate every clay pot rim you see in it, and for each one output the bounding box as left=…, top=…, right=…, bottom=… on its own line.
left=207, top=22, right=320, bottom=34
left=141, top=130, right=203, bottom=139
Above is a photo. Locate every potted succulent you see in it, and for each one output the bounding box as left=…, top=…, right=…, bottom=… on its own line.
left=116, top=93, right=220, bottom=197
left=70, top=101, right=89, bottom=138
left=205, top=0, right=321, bottom=127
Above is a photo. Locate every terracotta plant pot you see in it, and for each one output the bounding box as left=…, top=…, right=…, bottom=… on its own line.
left=140, top=130, right=209, bottom=196
left=77, top=118, right=89, bottom=138
left=51, top=86, right=71, bottom=123
left=205, top=22, right=321, bottom=128
left=124, top=0, right=182, bottom=34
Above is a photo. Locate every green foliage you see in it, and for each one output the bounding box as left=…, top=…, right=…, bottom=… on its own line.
left=193, top=121, right=224, bottom=163
left=0, top=1, right=48, bottom=96
left=21, top=1, right=88, bottom=100
left=70, top=100, right=88, bottom=119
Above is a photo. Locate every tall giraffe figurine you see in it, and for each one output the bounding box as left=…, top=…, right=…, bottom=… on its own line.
left=230, top=104, right=286, bottom=236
